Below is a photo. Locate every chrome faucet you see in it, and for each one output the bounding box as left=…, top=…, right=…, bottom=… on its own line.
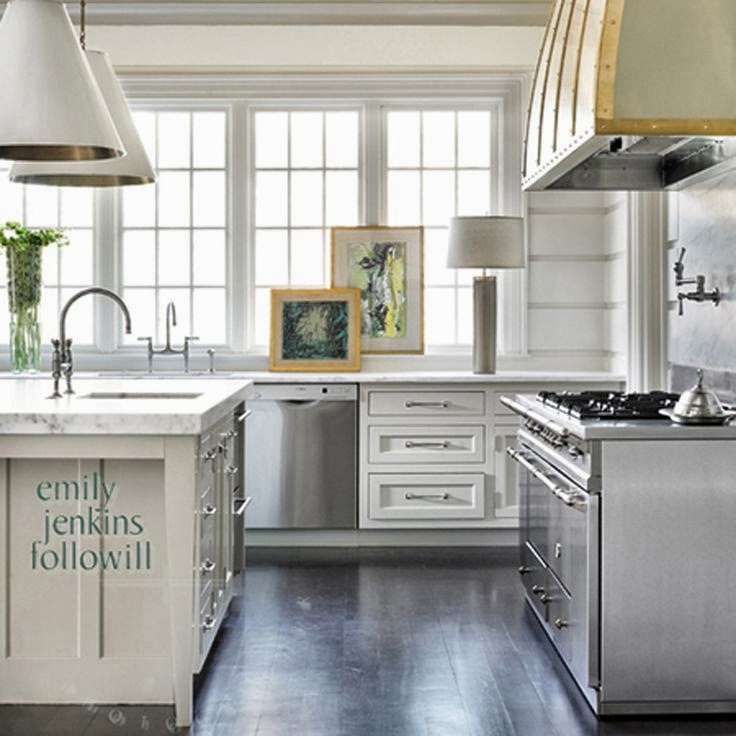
left=138, top=301, right=199, bottom=373
left=673, top=247, right=721, bottom=316
left=50, top=287, right=132, bottom=398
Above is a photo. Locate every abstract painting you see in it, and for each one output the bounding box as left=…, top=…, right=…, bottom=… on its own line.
left=331, top=226, right=424, bottom=354
left=270, top=288, right=361, bottom=371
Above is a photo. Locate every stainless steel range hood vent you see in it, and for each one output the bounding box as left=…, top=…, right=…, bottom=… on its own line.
left=523, top=0, right=736, bottom=191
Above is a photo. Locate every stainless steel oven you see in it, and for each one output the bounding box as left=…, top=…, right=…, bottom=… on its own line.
left=508, top=429, right=600, bottom=708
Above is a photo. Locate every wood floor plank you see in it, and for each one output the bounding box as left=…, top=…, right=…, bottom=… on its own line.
left=3, top=547, right=736, bottom=735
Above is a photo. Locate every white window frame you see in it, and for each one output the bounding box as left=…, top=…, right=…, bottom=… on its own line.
left=0, top=72, right=525, bottom=371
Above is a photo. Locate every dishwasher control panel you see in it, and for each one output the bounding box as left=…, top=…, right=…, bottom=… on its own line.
left=250, top=383, right=358, bottom=401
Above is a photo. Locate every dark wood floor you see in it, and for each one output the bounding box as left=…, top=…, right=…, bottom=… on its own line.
left=3, top=547, right=736, bottom=736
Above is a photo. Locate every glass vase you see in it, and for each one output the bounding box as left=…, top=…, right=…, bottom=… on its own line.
left=7, top=246, right=43, bottom=373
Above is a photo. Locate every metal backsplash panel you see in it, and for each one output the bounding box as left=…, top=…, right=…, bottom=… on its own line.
left=668, top=169, right=736, bottom=397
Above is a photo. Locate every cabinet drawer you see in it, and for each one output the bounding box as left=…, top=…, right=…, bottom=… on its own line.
left=368, top=425, right=485, bottom=464
left=368, top=473, right=485, bottom=520
left=368, top=390, right=485, bottom=417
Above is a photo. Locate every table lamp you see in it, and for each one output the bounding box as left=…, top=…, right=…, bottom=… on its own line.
left=447, top=216, right=525, bottom=374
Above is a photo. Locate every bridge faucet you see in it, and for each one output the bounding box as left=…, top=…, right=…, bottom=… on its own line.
left=50, top=287, right=132, bottom=398
left=138, top=301, right=199, bottom=373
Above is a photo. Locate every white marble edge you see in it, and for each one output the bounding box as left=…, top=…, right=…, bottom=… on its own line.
left=0, top=377, right=253, bottom=435
left=509, top=393, right=736, bottom=441
left=127, top=369, right=625, bottom=384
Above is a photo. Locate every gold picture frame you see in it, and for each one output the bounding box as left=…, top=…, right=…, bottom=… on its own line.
left=331, top=225, right=424, bottom=354
left=269, top=288, right=361, bottom=372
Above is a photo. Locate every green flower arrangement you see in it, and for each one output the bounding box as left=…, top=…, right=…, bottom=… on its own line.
left=0, top=222, right=68, bottom=372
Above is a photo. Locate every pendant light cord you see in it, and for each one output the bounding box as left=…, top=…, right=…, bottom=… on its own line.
left=79, top=0, right=86, bottom=50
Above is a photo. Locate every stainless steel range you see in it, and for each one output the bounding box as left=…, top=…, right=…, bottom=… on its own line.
left=503, top=390, right=736, bottom=716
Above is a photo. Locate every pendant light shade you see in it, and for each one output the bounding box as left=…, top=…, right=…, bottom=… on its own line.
left=10, top=50, right=156, bottom=186
left=0, top=0, right=123, bottom=161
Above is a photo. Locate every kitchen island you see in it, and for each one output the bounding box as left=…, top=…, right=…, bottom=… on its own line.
left=0, top=377, right=253, bottom=728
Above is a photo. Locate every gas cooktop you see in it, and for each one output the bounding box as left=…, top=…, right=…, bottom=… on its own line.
left=536, top=390, right=680, bottom=420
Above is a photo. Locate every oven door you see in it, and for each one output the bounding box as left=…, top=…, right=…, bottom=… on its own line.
left=510, top=438, right=601, bottom=696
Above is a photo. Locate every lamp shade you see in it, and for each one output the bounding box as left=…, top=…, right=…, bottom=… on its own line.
left=447, top=216, right=525, bottom=269
left=10, top=50, right=156, bottom=186
left=0, top=0, right=124, bottom=161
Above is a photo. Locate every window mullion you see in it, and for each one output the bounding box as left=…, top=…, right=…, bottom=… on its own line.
left=94, top=188, right=119, bottom=350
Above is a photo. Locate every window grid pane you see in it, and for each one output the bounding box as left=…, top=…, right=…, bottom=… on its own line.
left=252, top=109, right=361, bottom=346
left=385, top=108, right=494, bottom=347
left=121, top=109, right=228, bottom=346
left=0, top=170, right=94, bottom=346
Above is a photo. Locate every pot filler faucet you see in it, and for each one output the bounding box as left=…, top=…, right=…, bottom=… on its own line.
left=673, top=247, right=720, bottom=316
left=49, top=287, right=132, bottom=398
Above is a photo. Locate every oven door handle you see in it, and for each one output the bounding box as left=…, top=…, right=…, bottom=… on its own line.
left=507, top=447, right=588, bottom=510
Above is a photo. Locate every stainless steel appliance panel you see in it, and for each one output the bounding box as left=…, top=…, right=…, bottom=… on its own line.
left=245, top=384, right=357, bottom=528
left=511, top=438, right=600, bottom=707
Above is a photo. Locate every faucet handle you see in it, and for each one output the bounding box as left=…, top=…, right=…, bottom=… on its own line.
left=206, top=348, right=216, bottom=374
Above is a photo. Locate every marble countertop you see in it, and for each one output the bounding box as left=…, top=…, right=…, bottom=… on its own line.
left=59, top=369, right=626, bottom=385
left=509, top=393, right=736, bottom=441
left=0, top=377, right=253, bottom=435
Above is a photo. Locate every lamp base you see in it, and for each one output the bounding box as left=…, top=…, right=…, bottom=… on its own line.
left=472, top=275, right=496, bottom=374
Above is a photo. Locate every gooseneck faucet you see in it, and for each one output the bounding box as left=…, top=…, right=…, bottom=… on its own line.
left=50, top=287, right=132, bottom=398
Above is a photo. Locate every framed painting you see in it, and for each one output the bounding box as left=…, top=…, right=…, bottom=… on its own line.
left=331, top=226, right=424, bottom=354
left=269, top=288, right=361, bottom=372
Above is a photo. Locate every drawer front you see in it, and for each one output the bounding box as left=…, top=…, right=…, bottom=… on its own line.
left=368, top=473, right=485, bottom=520
left=368, top=390, right=485, bottom=417
left=368, top=425, right=485, bottom=464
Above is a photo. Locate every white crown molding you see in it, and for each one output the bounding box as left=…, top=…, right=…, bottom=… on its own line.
left=53, top=2, right=551, bottom=26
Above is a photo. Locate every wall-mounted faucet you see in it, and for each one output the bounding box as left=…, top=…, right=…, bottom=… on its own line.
left=50, top=287, right=132, bottom=398
left=673, top=247, right=720, bottom=316
left=138, top=301, right=199, bottom=373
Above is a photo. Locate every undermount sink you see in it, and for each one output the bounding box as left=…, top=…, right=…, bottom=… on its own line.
left=79, top=392, right=203, bottom=400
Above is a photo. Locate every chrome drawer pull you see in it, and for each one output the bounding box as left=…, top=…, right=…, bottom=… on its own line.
left=224, top=465, right=238, bottom=476
left=201, top=615, right=216, bottom=631
left=404, top=440, right=449, bottom=449
left=202, top=504, right=217, bottom=517
left=405, top=400, right=449, bottom=408
left=554, top=618, right=569, bottom=630
left=201, top=559, right=216, bottom=574
left=404, top=492, right=450, bottom=501
left=236, top=409, right=252, bottom=423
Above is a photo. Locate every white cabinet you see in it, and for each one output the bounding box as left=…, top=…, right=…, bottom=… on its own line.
left=194, top=411, right=239, bottom=671
left=360, top=385, right=494, bottom=529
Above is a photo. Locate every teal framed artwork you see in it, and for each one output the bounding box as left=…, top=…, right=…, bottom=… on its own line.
left=269, top=288, right=361, bottom=371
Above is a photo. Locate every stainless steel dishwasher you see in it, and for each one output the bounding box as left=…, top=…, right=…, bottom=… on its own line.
left=244, top=383, right=357, bottom=528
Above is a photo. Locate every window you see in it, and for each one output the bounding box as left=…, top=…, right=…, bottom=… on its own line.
left=0, top=172, right=94, bottom=345
left=121, top=110, right=228, bottom=346
left=0, top=74, right=523, bottom=364
left=252, top=109, right=360, bottom=346
left=384, top=109, right=495, bottom=346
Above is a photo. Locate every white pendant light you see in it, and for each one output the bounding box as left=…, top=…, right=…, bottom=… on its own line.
left=10, top=50, right=156, bottom=186
left=0, top=0, right=123, bottom=161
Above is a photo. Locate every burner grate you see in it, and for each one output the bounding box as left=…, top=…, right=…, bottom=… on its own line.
left=537, top=390, right=679, bottom=419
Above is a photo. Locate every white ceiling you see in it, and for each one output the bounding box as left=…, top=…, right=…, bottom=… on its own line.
left=54, top=1, right=551, bottom=26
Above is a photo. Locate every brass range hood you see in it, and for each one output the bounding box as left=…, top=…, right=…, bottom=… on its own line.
left=523, top=0, right=736, bottom=190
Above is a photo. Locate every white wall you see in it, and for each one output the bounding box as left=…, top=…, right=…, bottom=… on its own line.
left=90, top=25, right=544, bottom=70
